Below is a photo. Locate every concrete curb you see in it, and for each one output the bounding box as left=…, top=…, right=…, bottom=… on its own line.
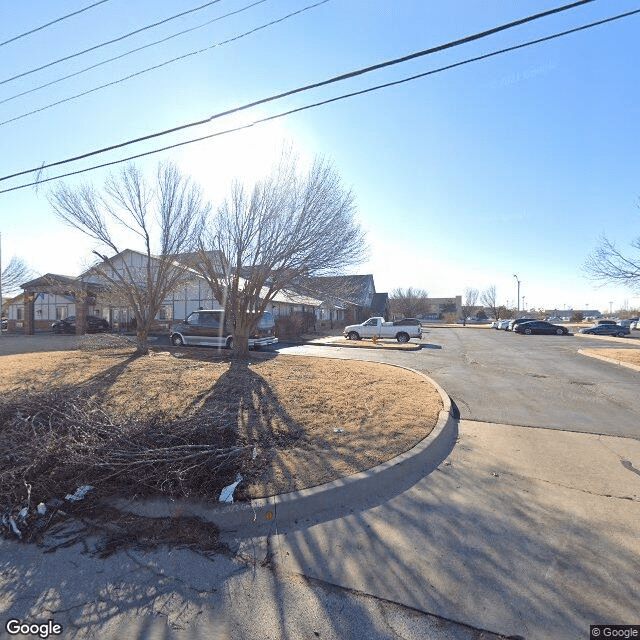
left=578, top=348, right=640, bottom=372
left=108, top=365, right=456, bottom=535
left=304, top=339, right=421, bottom=351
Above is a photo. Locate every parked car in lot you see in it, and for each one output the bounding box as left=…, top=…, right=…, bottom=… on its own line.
left=496, top=319, right=513, bottom=330
left=631, top=320, right=639, bottom=330
left=579, top=324, right=630, bottom=337
left=170, top=309, right=277, bottom=349
left=393, top=318, right=422, bottom=326
left=619, top=317, right=639, bottom=328
left=508, top=317, right=538, bottom=331
left=51, top=315, right=111, bottom=334
left=343, top=316, right=422, bottom=343
left=514, top=320, right=569, bottom=335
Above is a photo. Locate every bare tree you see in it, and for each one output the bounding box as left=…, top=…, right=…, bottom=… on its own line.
left=461, top=287, right=479, bottom=325
left=48, top=163, right=208, bottom=354
left=480, top=285, right=503, bottom=320
left=585, top=233, right=640, bottom=293
left=388, top=287, right=429, bottom=319
left=195, top=153, right=367, bottom=358
left=1, top=256, right=32, bottom=296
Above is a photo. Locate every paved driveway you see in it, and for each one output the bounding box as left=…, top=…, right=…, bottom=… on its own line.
left=278, top=328, right=640, bottom=438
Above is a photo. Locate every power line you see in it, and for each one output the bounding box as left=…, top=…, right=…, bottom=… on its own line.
left=0, top=0, right=111, bottom=48
left=0, top=0, right=600, bottom=185
left=3, top=5, right=636, bottom=195
left=0, top=0, right=270, bottom=107
left=0, top=0, right=330, bottom=128
left=0, top=0, right=227, bottom=86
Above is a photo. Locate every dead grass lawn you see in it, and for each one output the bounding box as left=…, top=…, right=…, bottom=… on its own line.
left=581, top=348, right=640, bottom=368
left=0, top=347, right=443, bottom=500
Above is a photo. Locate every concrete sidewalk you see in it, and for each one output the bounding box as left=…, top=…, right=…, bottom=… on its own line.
left=232, top=420, right=640, bottom=640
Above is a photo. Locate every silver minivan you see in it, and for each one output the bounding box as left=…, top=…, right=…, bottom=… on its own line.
left=169, top=310, right=278, bottom=349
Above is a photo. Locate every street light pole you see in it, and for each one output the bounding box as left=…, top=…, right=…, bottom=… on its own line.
left=513, top=274, right=520, bottom=313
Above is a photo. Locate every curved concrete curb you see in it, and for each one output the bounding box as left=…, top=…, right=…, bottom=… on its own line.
left=578, top=348, right=640, bottom=372
left=307, top=341, right=421, bottom=351
left=108, top=365, right=456, bottom=535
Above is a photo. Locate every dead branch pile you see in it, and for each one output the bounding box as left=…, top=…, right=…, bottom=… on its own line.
left=0, top=385, right=251, bottom=541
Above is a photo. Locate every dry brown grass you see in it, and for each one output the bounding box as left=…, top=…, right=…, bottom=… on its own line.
left=0, top=347, right=442, bottom=510
left=581, top=348, right=640, bottom=367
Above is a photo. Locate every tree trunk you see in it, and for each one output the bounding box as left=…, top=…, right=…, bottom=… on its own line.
left=136, top=327, right=149, bottom=355
left=232, top=322, right=251, bottom=360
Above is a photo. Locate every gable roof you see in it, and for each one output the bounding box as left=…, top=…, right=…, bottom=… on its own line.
left=297, top=274, right=376, bottom=307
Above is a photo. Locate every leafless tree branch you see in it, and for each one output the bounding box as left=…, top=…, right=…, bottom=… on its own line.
left=48, top=162, right=209, bottom=353
left=1, top=256, right=33, bottom=296
left=584, top=233, right=640, bottom=293
left=195, top=151, right=368, bottom=357
left=388, top=287, right=429, bottom=318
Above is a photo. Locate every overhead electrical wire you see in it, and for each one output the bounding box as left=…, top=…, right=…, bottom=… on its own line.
left=0, top=0, right=270, bottom=107
left=0, top=0, right=330, bottom=127
left=0, top=0, right=227, bottom=86
left=2, top=5, right=636, bottom=196
left=0, top=0, right=601, bottom=188
left=0, top=0, right=111, bottom=48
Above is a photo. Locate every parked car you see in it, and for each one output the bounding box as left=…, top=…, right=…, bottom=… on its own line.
left=496, top=319, right=512, bottom=330
left=393, top=318, right=422, bottom=326
left=169, top=310, right=277, bottom=349
left=631, top=320, right=639, bottom=330
left=1, top=317, right=7, bottom=331
left=343, top=316, right=422, bottom=343
left=50, top=315, right=110, bottom=334
left=619, top=317, right=639, bottom=328
left=508, top=318, right=538, bottom=331
left=579, top=324, right=630, bottom=337
left=514, top=320, right=569, bottom=335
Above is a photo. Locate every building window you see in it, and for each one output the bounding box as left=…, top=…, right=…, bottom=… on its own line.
left=158, top=305, right=173, bottom=321
left=56, top=307, right=68, bottom=320
left=16, top=307, right=23, bottom=321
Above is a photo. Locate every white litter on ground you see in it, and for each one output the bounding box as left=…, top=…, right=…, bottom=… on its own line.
left=219, top=474, right=243, bottom=503
left=65, top=485, right=95, bottom=502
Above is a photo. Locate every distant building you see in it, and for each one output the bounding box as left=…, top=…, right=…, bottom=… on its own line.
left=421, top=296, right=463, bottom=320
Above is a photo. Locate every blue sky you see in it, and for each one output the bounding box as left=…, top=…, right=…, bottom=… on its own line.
left=1, top=0, right=639, bottom=313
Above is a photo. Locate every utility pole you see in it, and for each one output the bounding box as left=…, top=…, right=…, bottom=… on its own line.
left=0, top=231, right=3, bottom=338
left=513, top=274, right=520, bottom=313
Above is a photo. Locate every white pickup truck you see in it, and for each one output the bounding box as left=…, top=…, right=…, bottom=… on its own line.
left=343, top=317, right=422, bottom=343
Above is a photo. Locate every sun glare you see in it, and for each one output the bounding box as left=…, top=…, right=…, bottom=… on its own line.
left=169, top=110, right=312, bottom=202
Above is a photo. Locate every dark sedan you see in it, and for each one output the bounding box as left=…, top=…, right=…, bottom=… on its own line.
left=579, top=324, right=630, bottom=337
left=51, top=315, right=110, bottom=334
left=514, top=320, right=568, bottom=335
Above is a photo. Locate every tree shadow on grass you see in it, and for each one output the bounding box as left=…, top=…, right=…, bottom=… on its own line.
left=185, top=357, right=405, bottom=500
